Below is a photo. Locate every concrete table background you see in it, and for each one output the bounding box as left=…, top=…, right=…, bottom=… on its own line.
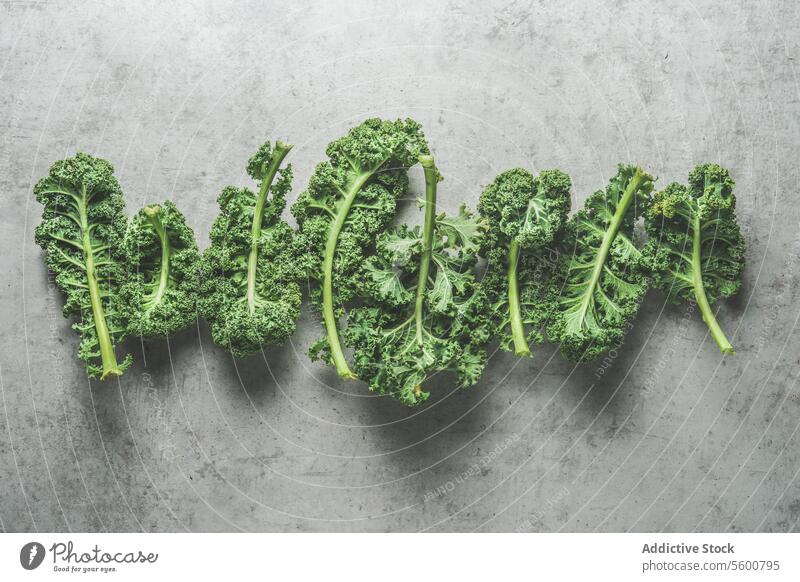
left=1, top=0, right=799, bottom=532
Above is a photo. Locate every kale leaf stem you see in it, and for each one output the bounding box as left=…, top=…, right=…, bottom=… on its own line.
left=78, top=185, right=121, bottom=379
left=415, top=155, right=438, bottom=348
left=143, top=205, right=170, bottom=309
left=322, top=168, right=377, bottom=380
left=246, top=141, right=292, bottom=314
left=692, top=213, right=735, bottom=354
left=575, top=168, right=645, bottom=328
left=507, top=239, right=531, bottom=356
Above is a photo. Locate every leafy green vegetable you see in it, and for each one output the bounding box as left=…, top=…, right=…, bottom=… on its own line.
left=547, top=165, right=654, bottom=361
left=343, top=156, right=490, bottom=406
left=120, top=201, right=201, bottom=338
left=642, top=164, right=745, bottom=354
left=478, top=168, right=571, bottom=356
left=34, top=153, right=132, bottom=379
left=200, top=140, right=301, bottom=357
left=34, top=141, right=747, bottom=396
left=291, top=118, right=429, bottom=379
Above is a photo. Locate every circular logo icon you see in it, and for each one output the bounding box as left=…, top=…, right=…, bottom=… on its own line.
left=20, top=542, right=45, bottom=570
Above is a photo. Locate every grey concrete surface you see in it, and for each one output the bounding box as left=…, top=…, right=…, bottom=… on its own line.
left=1, top=0, right=799, bottom=532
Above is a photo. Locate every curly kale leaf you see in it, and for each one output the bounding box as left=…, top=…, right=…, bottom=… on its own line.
left=291, top=118, right=429, bottom=379
left=120, top=201, right=201, bottom=338
left=642, top=164, right=745, bottom=354
left=547, top=164, right=654, bottom=361
left=33, top=153, right=132, bottom=379
left=200, top=140, right=301, bottom=357
left=478, top=168, right=571, bottom=249
left=478, top=168, right=571, bottom=356
left=343, top=156, right=490, bottom=406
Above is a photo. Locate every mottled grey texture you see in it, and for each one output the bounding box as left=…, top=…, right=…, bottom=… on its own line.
left=1, top=0, right=799, bottom=533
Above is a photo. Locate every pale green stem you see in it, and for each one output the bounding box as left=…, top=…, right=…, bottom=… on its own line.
left=322, top=170, right=374, bottom=380
left=78, top=186, right=122, bottom=379
left=415, top=155, right=438, bottom=348
left=692, top=213, right=735, bottom=354
left=143, top=206, right=169, bottom=308
left=575, top=168, right=646, bottom=328
left=246, top=141, right=293, bottom=314
left=507, top=239, right=531, bottom=356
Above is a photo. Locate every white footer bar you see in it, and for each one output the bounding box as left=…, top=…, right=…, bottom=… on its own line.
left=1, top=533, right=797, bottom=580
